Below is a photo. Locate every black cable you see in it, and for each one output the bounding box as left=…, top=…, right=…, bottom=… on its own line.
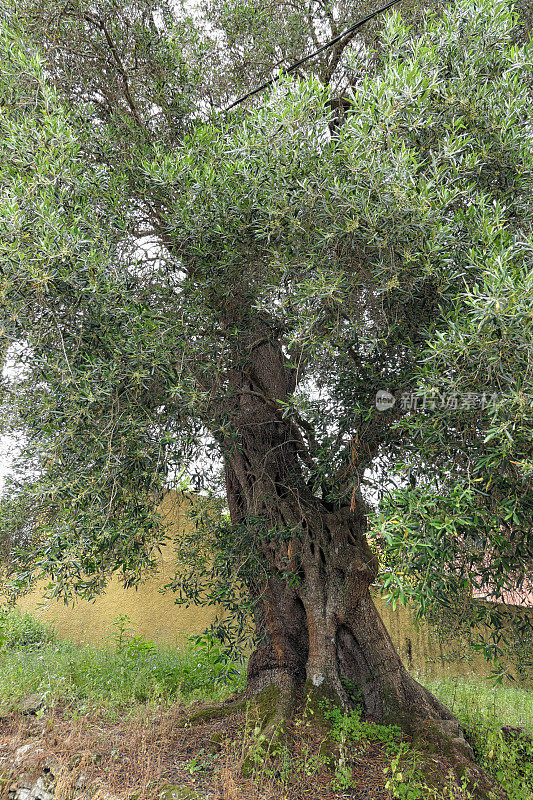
left=223, top=0, right=403, bottom=113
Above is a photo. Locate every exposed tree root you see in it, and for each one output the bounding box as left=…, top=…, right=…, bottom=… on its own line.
left=179, top=675, right=506, bottom=800
left=304, top=677, right=505, bottom=800
left=181, top=698, right=248, bottom=728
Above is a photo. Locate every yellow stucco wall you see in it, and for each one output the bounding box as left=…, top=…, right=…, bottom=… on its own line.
left=16, top=491, right=220, bottom=645
left=376, top=596, right=502, bottom=681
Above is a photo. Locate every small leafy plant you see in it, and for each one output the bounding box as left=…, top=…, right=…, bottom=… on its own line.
left=0, top=609, right=55, bottom=648
left=186, top=630, right=243, bottom=686
left=383, top=744, right=424, bottom=800
left=322, top=702, right=402, bottom=750
left=320, top=702, right=406, bottom=791
left=186, top=748, right=217, bottom=775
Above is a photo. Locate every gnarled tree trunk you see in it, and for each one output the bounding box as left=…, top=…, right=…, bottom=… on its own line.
left=215, top=318, right=497, bottom=796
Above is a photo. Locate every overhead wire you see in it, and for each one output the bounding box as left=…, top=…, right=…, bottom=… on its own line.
left=223, top=0, right=404, bottom=113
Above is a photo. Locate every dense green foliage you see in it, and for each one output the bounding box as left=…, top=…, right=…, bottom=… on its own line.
left=0, top=0, right=531, bottom=662
left=0, top=606, right=56, bottom=648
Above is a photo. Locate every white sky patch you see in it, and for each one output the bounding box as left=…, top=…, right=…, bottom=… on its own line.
left=0, top=435, right=20, bottom=493
left=0, top=342, right=30, bottom=493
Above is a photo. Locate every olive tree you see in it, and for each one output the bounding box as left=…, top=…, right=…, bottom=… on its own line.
left=0, top=0, right=531, bottom=792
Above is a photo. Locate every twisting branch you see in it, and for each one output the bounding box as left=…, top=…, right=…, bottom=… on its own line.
left=61, top=7, right=148, bottom=133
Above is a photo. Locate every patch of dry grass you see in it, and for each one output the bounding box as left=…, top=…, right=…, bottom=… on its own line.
left=0, top=701, right=396, bottom=800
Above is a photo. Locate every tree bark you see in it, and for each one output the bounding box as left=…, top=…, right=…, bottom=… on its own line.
left=217, top=319, right=496, bottom=793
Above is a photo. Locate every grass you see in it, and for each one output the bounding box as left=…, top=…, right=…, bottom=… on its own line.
left=421, top=675, right=533, bottom=735
left=0, top=609, right=245, bottom=708
left=0, top=609, right=531, bottom=800
left=420, top=675, right=533, bottom=800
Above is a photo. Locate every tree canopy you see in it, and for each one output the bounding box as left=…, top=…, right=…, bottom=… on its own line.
left=0, top=0, right=531, bottom=691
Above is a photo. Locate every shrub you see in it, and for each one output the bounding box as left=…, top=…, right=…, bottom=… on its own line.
left=0, top=609, right=55, bottom=648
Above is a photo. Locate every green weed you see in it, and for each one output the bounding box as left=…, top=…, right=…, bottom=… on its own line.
left=323, top=702, right=402, bottom=751
left=383, top=743, right=427, bottom=800
left=0, top=611, right=245, bottom=710
left=186, top=630, right=243, bottom=686
left=186, top=748, right=217, bottom=775
left=321, top=702, right=405, bottom=791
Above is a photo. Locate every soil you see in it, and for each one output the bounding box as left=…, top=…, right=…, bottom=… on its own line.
left=0, top=700, right=472, bottom=800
